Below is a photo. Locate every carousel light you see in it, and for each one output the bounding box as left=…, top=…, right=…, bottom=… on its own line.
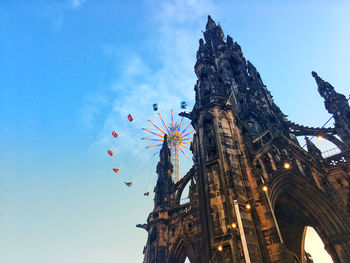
left=262, top=185, right=268, bottom=192
left=317, top=135, right=323, bottom=142
left=284, top=163, right=291, bottom=169
left=217, top=245, right=223, bottom=252
left=231, top=222, right=237, bottom=229
left=246, top=203, right=251, bottom=210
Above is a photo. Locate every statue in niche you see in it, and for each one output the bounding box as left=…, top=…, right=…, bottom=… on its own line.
left=201, top=81, right=210, bottom=96
left=204, top=120, right=217, bottom=160
left=199, top=65, right=216, bottom=96
left=220, top=59, right=233, bottom=82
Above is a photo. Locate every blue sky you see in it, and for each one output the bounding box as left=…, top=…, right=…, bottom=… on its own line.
left=0, top=0, right=349, bottom=262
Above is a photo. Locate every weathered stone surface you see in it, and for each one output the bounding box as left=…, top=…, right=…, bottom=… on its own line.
left=138, top=16, right=350, bottom=263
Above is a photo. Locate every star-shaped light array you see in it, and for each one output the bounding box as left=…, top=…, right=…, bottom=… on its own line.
left=142, top=110, right=194, bottom=158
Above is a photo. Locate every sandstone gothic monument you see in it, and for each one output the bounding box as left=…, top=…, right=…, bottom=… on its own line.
left=137, top=16, right=350, bottom=263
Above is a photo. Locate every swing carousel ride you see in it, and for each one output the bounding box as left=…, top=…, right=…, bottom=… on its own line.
left=106, top=102, right=194, bottom=196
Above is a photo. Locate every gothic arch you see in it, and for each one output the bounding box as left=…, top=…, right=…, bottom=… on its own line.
left=168, top=235, right=196, bottom=263
left=268, top=173, right=350, bottom=262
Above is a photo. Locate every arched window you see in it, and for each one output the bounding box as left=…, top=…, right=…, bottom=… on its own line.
left=184, top=257, right=191, bottom=263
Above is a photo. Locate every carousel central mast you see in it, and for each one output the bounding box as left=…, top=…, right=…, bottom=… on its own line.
left=168, top=123, right=182, bottom=182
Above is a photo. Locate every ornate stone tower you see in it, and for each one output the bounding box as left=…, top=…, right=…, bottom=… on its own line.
left=137, top=16, right=350, bottom=263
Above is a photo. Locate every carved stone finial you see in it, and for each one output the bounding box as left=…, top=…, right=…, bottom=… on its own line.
left=162, top=134, right=168, bottom=148
left=206, top=15, right=216, bottom=30
left=199, top=38, right=204, bottom=46
left=226, top=35, right=234, bottom=45
left=312, top=71, right=336, bottom=96
left=312, top=71, right=326, bottom=89
left=247, top=61, right=257, bottom=76
left=312, top=70, right=348, bottom=109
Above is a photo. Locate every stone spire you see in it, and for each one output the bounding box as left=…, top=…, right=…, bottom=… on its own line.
left=154, top=134, right=173, bottom=208
left=312, top=71, right=340, bottom=106
left=312, top=71, right=348, bottom=113
left=203, top=15, right=224, bottom=44
left=312, top=71, right=350, bottom=147
left=206, top=15, right=216, bottom=30
left=159, top=134, right=171, bottom=163
left=193, top=16, right=289, bottom=140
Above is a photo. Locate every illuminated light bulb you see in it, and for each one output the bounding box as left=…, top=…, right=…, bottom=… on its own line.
left=317, top=136, right=323, bottom=142
left=246, top=203, right=251, bottom=210
left=262, top=185, right=268, bottom=192
left=284, top=163, right=291, bottom=169
left=231, top=222, right=237, bottom=229
left=218, top=245, right=223, bottom=252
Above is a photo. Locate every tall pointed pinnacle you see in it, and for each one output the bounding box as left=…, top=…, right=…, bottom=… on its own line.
left=312, top=71, right=337, bottom=100
left=311, top=71, right=350, bottom=147
left=311, top=71, right=322, bottom=86
left=154, top=134, right=173, bottom=209
left=312, top=71, right=348, bottom=114
left=159, top=134, right=170, bottom=162
left=206, top=15, right=216, bottom=30
left=156, top=134, right=173, bottom=184
left=203, top=15, right=224, bottom=43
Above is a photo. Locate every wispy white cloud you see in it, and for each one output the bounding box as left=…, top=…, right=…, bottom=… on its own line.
left=85, top=0, right=221, bottom=158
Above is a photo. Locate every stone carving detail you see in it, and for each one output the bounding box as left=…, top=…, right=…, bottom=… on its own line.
left=204, top=119, right=217, bottom=160
left=219, top=59, right=233, bottom=81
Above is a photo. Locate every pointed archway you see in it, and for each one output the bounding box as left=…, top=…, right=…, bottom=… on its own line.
left=269, top=174, right=350, bottom=262
left=304, top=227, right=333, bottom=262
left=168, top=235, right=196, bottom=263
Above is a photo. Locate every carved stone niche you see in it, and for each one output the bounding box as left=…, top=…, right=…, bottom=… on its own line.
left=219, top=59, right=233, bottom=82
left=198, top=65, right=215, bottom=96
left=203, top=114, right=218, bottom=161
